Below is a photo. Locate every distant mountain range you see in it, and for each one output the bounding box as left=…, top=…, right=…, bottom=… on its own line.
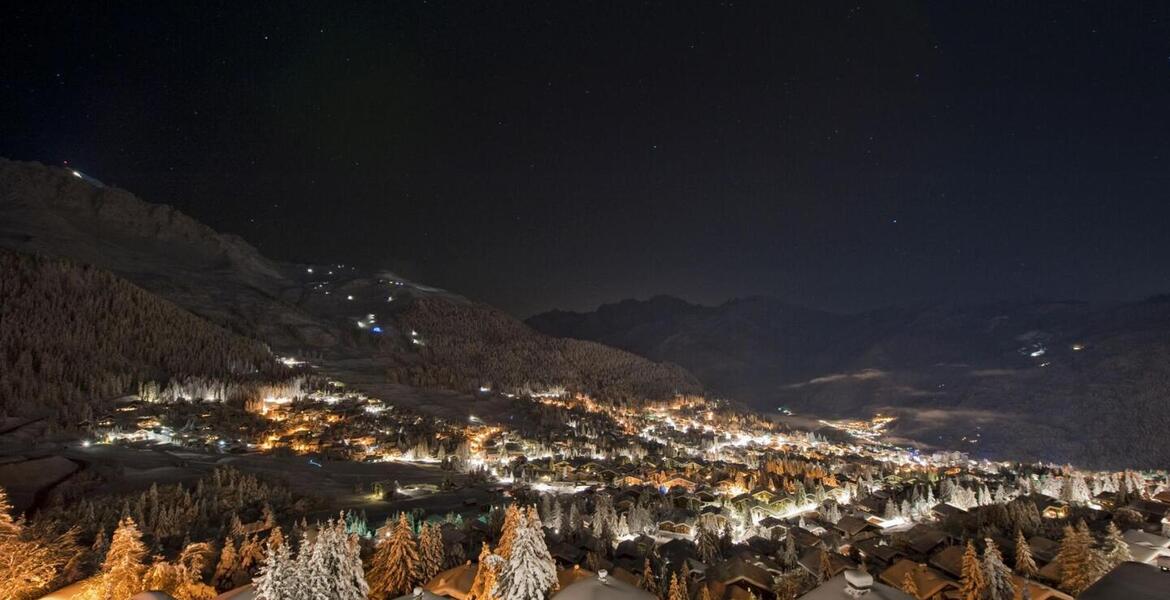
left=0, top=158, right=699, bottom=424
left=4, top=157, right=1167, bottom=468
left=528, top=295, right=1170, bottom=468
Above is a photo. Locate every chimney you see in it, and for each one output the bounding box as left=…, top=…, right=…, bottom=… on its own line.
left=843, top=569, right=873, bottom=598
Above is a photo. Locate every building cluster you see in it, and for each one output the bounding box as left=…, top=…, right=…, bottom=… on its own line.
left=76, top=364, right=1170, bottom=600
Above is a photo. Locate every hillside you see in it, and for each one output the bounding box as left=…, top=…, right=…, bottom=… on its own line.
left=386, top=296, right=699, bottom=401
left=0, top=250, right=284, bottom=426
left=0, top=158, right=698, bottom=405
left=529, top=296, right=1170, bottom=468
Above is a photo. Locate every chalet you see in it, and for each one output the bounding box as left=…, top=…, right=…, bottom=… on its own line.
left=1122, top=529, right=1170, bottom=565
left=550, top=542, right=586, bottom=567
left=751, top=489, right=778, bottom=504
left=1012, top=576, right=1072, bottom=600
left=1026, top=536, right=1062, bottom=565
left=551, top=570, right=656, bottom=600
left=1092, top=491, right=1119, bottom=510
left=757, top=517, right=787, bottom=538
left=1078, top=561, right=1169, bottom=600
left=854, top=538, right=904, bottom=568
left=833, top=515, right=873, bottom=539
left=1039, top=499, right=1069, bottom=520
left=619, top=475, right=645, bottom=487
left=704, top=557, right=776, bottom=600
left=1127, top=499, right=1170, bottom=524
left=657, top=538, right=699, bottom=567
left=797, top=548, right=857, bottom=579
left=929, top=502, right=966, bottom=521
left=787, top=527, right=823, bottom=549
left=660, top=477, right=698, bottom=493
left=901, top=524, right=949, bottom=556
left=878, top=559, right=957, bottom=600
left=927, top=545, right=964, bottom=579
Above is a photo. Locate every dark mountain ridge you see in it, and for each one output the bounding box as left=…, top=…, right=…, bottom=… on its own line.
left=0, top=158, right=699, bottom=409
left=529, top=295, right=1170, bottom=468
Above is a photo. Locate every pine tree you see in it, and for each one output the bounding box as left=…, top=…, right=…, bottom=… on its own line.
left=419, top=522, right=446, bottom=583
left=446, top=538, right=467, bottom=568
left=95, top=516, right=148, bottom=600
left=1014, top=529, right=1038, bottom=578
left=298, top=517, right=367, bottom=600
left=1056, top=522, right=1093, bottom=595
left=467, top=544, right=502, bottom=600
left=697, top=528, right=720, bottom=565
left=667, top=572, right=688, bottom=600
left=498, top=509, right=557, bottom=600
left=213, top=535, right=238, bottom=589
left=0, top=485, right=18, bottom=534
left=267, top=526, right=285, bottom=552
left=336, top=520, right=370, bottom=600
left=497, top=505, right=522, bottom=560
left=781, top=533, right=798, bottom=568
left=1101, top=522, right=1131, bottom=569
left=238, top=534, right=265, bottom=579
left=640, top=558, right=659, bottom=596
left=818, top=550, right=833, bottom=583
left=958, top=540, right=985, bottom=600
left=142, top=541, right=217, bottom=600
left=368, top=513, right=420, bottom=599
left=255, top=533, right=295, bottom=600
left=982, top=539, right=1015, bottom=600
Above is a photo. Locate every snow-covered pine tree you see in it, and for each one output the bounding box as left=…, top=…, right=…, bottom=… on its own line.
left=254, top=531, right=295, bottom=600
left=238, top=534, right=265, bottom=579
left=982, top=538, right=1015, bottom=600
left=616, top=513, right=630, bottom=538
left=640, top=558, right=659, bottom=595
left=0, top=485, right=19, bottom=534
left=336, top=520, right=370, bottom=600
left=667, top=572, right=688, bottom=600
left=419, top=522, right=446, bottom=583
left=697, top=527, right=720, bottom=565
left=817, top=550, right=832, bottom=583
left=1056, top=523, right=1093, bottom=595
left=95, top=516, right=148, bottom=600
left=1101, top=522, right=1131, bottom=569
left=298, top=517, right=367, bottom=600
left=467, top=543, right=502, bottom=600
left=446, top=537, right=467, bottom=568
left=368, top=513, right=420, bottom=599
left=213, top=535, right=238, bottom=589
left=497, top=505, right=522, bottom=559
left=1014, top=529, right=1038, bottom=578
left=498, top=508, right=556, bottom=600
left=267, top=526, right=285, bottom=551
left=781, top=533, right=798, bottom=568
left=958, top=540, right=985, bottom=600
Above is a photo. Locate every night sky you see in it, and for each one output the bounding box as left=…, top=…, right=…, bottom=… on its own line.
left=3, top=2, right=1169, bottom=317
